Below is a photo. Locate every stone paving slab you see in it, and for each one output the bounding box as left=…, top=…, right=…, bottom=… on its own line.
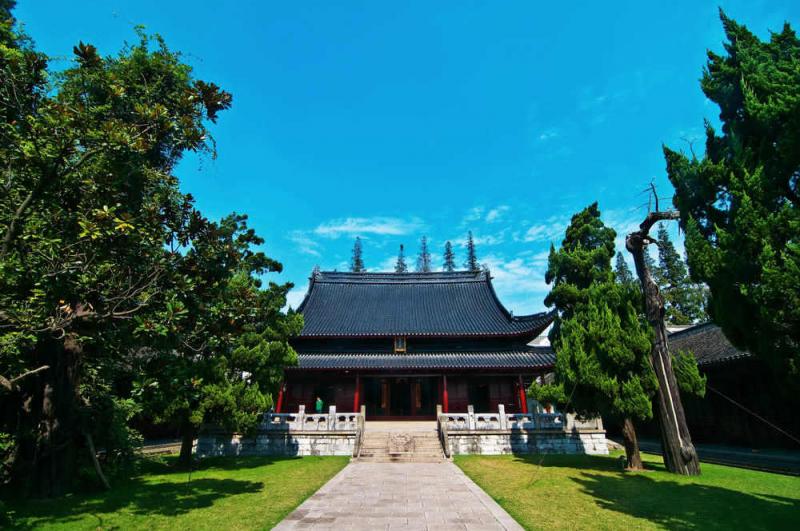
left=274, top=461, right=522, bottom=530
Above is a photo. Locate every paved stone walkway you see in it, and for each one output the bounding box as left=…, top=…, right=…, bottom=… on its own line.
left=274, top=461, right=523, bottom=530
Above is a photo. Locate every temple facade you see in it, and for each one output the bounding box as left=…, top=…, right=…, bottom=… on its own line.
left=278, top=270, right=555, bottom=419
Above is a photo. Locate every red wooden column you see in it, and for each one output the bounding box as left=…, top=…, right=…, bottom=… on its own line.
left=276, top=381, right=285, bottom=413
left=353, top=373, right=361, bottom=412
left=518, top=374, right=528, bottom=414
left=443, top=374, right=449, bottom=413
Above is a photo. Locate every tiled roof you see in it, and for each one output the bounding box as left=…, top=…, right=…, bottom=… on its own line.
left=292, top=347, right=556, bottom=370
left=296, top=270, right=554, bottom=338
left=668, top=323, right=752, bottom=366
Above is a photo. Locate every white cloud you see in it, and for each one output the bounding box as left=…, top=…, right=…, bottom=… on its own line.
left=485, top=205, right=510, bottom=223
left=284, top=286, right=308, bottom=312
left=313, top=216, right=424, bottom=239
left=287, top=230, right=321, bottom=257
left=520, top=217, right=567, bottom=243
left=537, top=129, right=559, bottom=141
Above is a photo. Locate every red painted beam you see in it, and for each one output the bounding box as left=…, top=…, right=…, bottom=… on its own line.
left=276, top=382, right=285, bottom=413
left=443, top=374, right=449, bottom=413
left=353, top=373, right=360, bottom=412
left=518, top=374, right=528, bottom=414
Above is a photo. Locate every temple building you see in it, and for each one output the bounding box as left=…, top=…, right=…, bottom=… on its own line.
left=278, top=270, right=555, bottom=419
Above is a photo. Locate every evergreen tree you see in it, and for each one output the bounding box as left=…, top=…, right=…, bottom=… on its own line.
left=464, top=231, right=479, bottom=272
left=416, top=236, right=432, bottom=272
left=350, top=237, right=365, bottom=272
left=614, top=252, right=634, bottom=285
left=395, top=244, right=408, bottom=273
left=532, top=203, right=657, bottom=470
left=443, top=241, right=456, bottom=272
left=665, top=12, right=800, bottom=373
left=654, top=224, right=706, bottom=325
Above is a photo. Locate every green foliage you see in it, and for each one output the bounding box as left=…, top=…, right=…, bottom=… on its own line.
left=134, top=214, right=302, bottom=438
left=614, top=252, right=634, bottom=285
left=533, top=203, right=656, bottom=423
left=350, top=237, right=365, bottom=272
left=395, top=244, right=408, bottom=273
left=665, top=12, right=800, bottom=372
left=672, top=351, right=707, bottom=398
left=464, top=231, right=479, bottom=272
left=443, top=240, right=456, bottom=272
left=0, top=9, right=295, bottom=494
left=416, top=236, right=432, bottom=272
left=652, top=224, right=707, bottom=325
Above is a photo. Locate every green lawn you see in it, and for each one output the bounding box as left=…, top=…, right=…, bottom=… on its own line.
left=6, top=455, right=349, bottom=530
left=455, top=452, right=800, bottom=530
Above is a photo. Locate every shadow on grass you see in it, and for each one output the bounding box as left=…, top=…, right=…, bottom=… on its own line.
left=572, top=472, right=800, bottom=530
left=510, top=453, right=632, bottom=472
left=7, top=455, right=305, bottom=530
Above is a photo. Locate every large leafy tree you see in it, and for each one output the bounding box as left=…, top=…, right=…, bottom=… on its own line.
left=135, top=214, right=301, bottom=466
left=0, top=8, right=235, bottom=494
left=533, top=204, right=656, bottom=469
left=653, top=224, right=707, bottom=325
left=665, top=12, right=800, bottom=372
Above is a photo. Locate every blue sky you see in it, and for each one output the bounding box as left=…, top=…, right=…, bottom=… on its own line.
left=17, top=1, right=799, bottom=313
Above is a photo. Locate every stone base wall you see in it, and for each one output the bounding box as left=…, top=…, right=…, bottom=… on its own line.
left=446, top=429, right=608, bottom=456
left=197, top=430, right=357, bottom=457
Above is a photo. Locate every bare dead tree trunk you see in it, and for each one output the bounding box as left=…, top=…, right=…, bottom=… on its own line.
left=626, top=208, right=701, bottom=476
left=621, top=417, right=644, bottom=470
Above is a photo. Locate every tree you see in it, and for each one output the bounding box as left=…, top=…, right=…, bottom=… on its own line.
left=626, top=192, right=702, bottom=476
left=654, top=224, right=706, bottom=324
left=350, top=237, right=365, bottom=272
left=615, top=252, right=635, bottom=285
left=532, top=203, right=656, bottom=470
left=665, top=12, right=800, bottom=373
left=135, top=214, right=301, bottom=467
left=464, top=231, right=479, bottom=272
left=443, top=241, right=456, bottom=272
left=416, top=236, right=432, bottom=272
left=395, top=244, right=408, bottom=273
left=0, top=13, right=234, bottom=494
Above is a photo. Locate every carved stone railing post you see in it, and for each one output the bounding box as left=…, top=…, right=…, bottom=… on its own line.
left=467, top=405, right=476, bottom=430
left=298, top=405, right=306, bottom=429
left=498, top=404, right=507, bottom=430
left=328, top=405, right=336, bottom=430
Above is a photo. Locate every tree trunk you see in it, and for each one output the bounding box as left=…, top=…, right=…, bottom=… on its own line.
left=178, top=420, right=196, bottom=468
left=24, top=336, right=83, bottom=497
left=621, top=417, right=643, bottom=470
left=627, top=212, right=701, bottom=476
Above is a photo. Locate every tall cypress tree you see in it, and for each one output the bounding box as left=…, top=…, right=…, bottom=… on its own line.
left=443, top=241, right=456, bottom=272
left=350, top=237, right=365, bottom=273
left=615, top=252, right=634, bottom=285
left=532, top=203, right=657, bottom=470
left=665, top=13, right=800, bottom=373
left=416, top=236, right=432, bottom=272
left=395, top=244, right=408, bottom=273
left=464, top=231, right=479, bottom=272
left=654, top=224, right=706, bottom=324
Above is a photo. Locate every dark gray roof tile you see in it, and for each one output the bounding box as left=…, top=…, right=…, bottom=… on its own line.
left=296, top=270, right=553, bottom=338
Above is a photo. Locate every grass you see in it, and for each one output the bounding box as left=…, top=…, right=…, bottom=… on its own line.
left=5, top=455, right=349, bottom=530
left=455, top=451, right=800, bottom=530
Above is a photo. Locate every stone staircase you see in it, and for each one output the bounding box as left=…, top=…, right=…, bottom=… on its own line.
left=358, top=430, right=445, bottom=463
